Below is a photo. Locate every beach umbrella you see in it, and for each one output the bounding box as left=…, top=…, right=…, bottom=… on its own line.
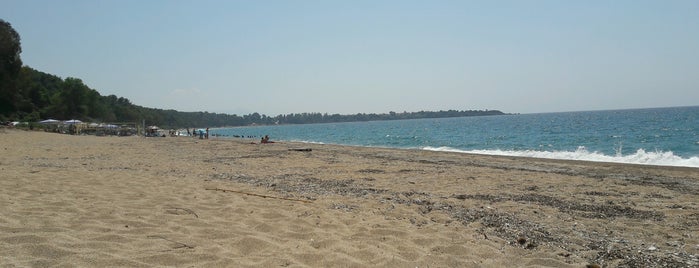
left=64, top=119, right=83, bottom=124
left=39, top=119, right=60, bottom=124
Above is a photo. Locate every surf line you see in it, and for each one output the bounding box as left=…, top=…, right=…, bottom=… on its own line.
left=205, top=188, right=313, bottom=203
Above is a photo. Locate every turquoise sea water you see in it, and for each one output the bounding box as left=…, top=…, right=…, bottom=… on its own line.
left=211, top=106, right=699, bottom=168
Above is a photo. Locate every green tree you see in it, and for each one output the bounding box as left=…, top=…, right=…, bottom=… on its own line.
left=59, top=78, right=91, bottom=119
left=0, top=19, right=23, bottom=119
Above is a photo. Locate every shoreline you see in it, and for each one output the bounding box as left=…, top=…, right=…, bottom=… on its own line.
left=204, top=133, right=699, bottom=169
left=1, top=129, right=698, bottom=267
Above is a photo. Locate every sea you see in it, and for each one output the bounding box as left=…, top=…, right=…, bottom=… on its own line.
left=210, top=106, right=699, bottom=168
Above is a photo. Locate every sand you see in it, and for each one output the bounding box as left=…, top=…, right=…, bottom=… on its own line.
left=0, top=128, right=697, bottom=267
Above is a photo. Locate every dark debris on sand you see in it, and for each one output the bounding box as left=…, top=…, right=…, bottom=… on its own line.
left=212, top=173, right=386, bottom=199
left=211, top=171, right=698, bottom=267
left=451, top=193, right=665, bottom=221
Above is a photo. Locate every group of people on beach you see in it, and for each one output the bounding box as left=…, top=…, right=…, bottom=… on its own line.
left=185, top=127, right=209, bottom=139
left=182, top=127, right=275, bottom=144
left=180, top=127, right=274, bottom=144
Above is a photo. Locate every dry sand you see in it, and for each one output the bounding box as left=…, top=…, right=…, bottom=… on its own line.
left=1, top=128, right=697, bottom=267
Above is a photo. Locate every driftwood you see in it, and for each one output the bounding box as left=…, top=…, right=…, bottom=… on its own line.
left=205, top=188, right=312, bottom=203
left=288, top=148, right=312, bottom=152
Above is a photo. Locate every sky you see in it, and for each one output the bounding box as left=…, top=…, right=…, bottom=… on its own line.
left=2, top=0, right=698, bottom=115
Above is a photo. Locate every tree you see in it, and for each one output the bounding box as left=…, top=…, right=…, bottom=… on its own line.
left=0, top=19, right=23, bottom=118
left=59, top=78, right=92, bottom=119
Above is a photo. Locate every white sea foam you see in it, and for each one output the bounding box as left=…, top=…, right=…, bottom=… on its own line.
left=422, top=146, right=699, bottom=168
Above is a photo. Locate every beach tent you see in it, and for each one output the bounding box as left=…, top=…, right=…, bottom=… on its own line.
left=39, top=119, right=60, bottom=124
left=64, top=119, right=83, bottom=124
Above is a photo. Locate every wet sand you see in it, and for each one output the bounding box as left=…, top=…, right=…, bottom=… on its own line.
left=1, top=129, right=697, bottom=267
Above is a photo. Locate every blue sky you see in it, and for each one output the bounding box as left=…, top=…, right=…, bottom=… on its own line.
left=3, top=0, right=698, bottom=115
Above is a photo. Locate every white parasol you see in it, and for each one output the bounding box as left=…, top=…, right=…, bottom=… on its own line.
left=64, top=119, right=83, bottom=124
left=39, top=119, right=60, bottom=124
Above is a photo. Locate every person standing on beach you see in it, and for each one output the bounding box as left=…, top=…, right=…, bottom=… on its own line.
left=205, top=128, right=209, bottom=139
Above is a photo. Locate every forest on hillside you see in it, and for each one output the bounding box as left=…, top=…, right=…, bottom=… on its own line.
left=1, top=19, right=506, bottom=129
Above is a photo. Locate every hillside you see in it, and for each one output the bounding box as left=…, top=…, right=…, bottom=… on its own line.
left=1, top=19, right=505, bottom=128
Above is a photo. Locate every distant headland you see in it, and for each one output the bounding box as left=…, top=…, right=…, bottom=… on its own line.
left=1, top=19, right=507, bottom=129
left=1, top=66, right=507, bottom=129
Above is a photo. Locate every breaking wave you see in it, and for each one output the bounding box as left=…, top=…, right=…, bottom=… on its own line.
left=423, top=146, right=699, bottom=168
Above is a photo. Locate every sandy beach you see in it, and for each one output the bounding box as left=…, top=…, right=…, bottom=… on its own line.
left=1, top=128, right=697, bottom=267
